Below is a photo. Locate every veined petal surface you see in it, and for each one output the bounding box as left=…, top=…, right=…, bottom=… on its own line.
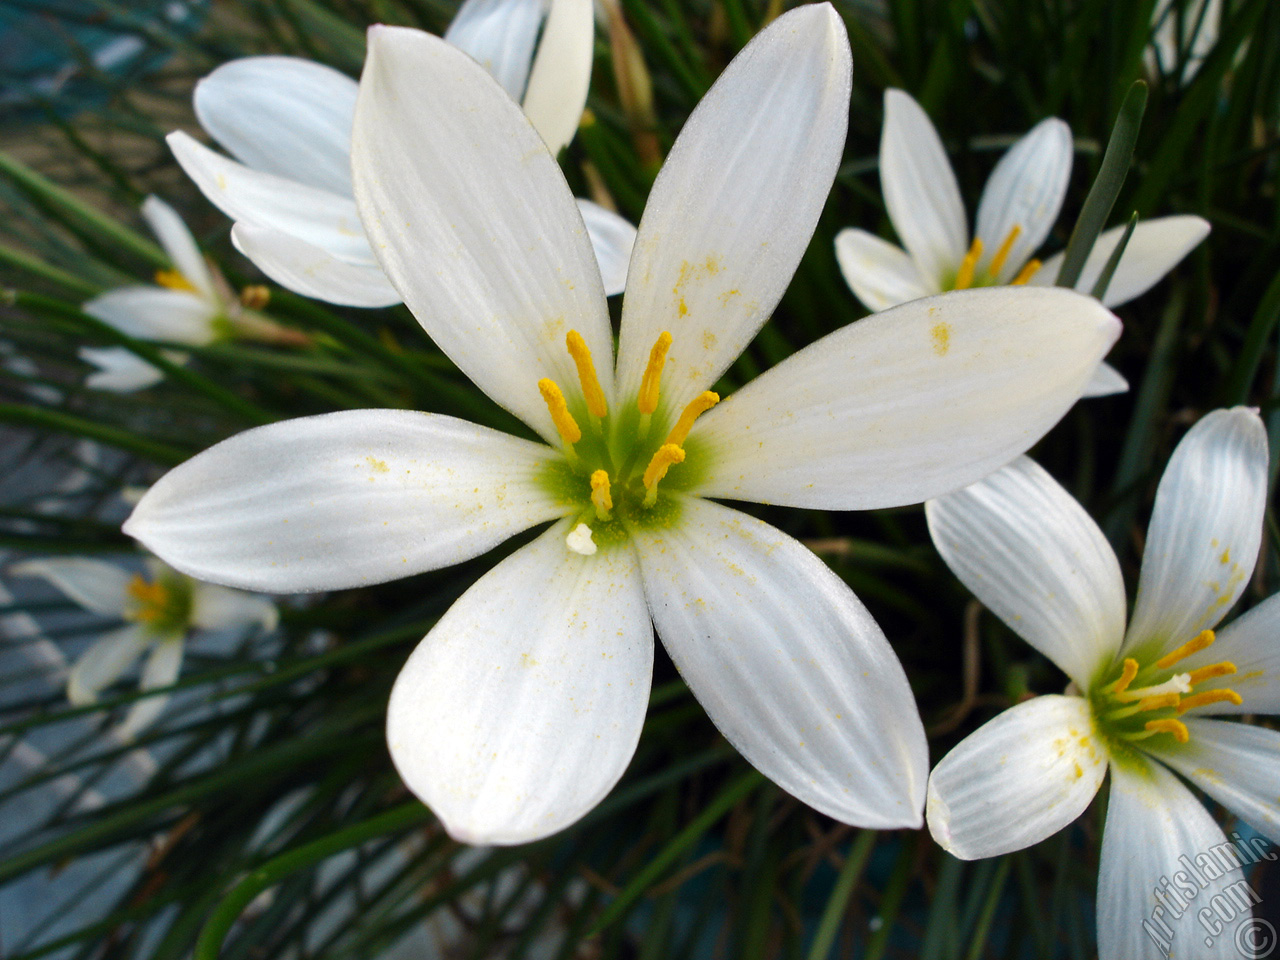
left=1098, top=759, right=1245, bottom=960
left=116, top=637, right=184, bottom=740
left=83, top=287, right=217, bottom=345
left=834, top=228, right=935, bottom=311
left=142, top=196, right=216, bottom=298
left=879, top=88, right=967, bottom=286
left=190, top=582, right=278, bottom=631
left=691, top=287, right=1120, bottom=509
left=387, top=520, right=652, bottom=844
left=1124, top=407, right=1267, bottom=661
left=79, top=347, right=166, bottom=392
left=615, top=4, right=851, bottom=415
left=634, top=497, right=927, bottom=828
left=66, top=623, right=153, bottom=704
left=193, top=56, right=357, bottom=196
left=231, top=222, right=400, bottom=308
left=11, top=557, right=132, bottom=617
left=352, top=26, right=611, bottom=444
left=926, top=457, right=1126, bottom=688
left=1083, top=361, right=1129, bottom=398
left=444, top=0, right=545, bottom=100
left=576, top=199, right=636, bottom=297
left=521, top=0, right=593, bottom=156
left=973, top=117, right=1072, bottom=284
left=926, top=695, right=1106, bottom=858
left=123, top=410, right=566, bottom=592
left=1180, top=592, right=1280, bottom=715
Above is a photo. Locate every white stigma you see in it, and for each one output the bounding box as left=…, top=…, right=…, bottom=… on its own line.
left=566, top=523, right=597, bottom=556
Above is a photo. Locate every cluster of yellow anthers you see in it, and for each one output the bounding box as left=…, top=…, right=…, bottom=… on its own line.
left=126, top=574, right=175, bottom=627
left=953, top=224, right=1041, bottom=291
left=538, top=329, right=718, bottom=515
left=1099, top=629, right=1243, bottom=745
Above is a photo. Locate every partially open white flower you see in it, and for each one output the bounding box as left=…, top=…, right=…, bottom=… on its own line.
left=835, top=88, right=1210, bottom=399
left=11, top=555, right=277, bottom=739
left=925, top=407, right=1273, bottom=959
left=125, top=6, right=1120, bottom=845
left=169, top=0, right=635, bottom=308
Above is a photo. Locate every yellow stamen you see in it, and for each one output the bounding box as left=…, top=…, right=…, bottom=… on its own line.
left=1010, top=259, right=1041, bottom=285
left=155, top=268, right=197, bottom=293
left=664, top=391, right=719, bottom=448
left=240, top=285, right=270, bottom=309
left=590, top=470, right=613, bottom=521
left=1135, top=692, right=1182, bottom=713
left=538, top=378, right=581, bottom=446
left=1177, top=689, right=1244, bottom=714
left=1143, top=718, right=1190, bottom=743
left=1108, top=658, right=1139, bottom=695
left=638, top=331, right=673, bottom=415
left=1187, top=662, right=1237, bottom=686
left=642, top=444, right=685, bottom=505
left=126, top=575, right=170, bottom=623
left=987, top=224, right=1022, bottom=277
left=1156, top=630, right=1216, bottom=670
left=954, top=237, right=984, bottom=290
left=566, top=330, right=608, bottom=419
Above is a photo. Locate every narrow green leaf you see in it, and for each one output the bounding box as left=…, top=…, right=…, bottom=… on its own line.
left=1224, top=268, right=1280, bottom=405
left=0, top=404, right=189, bottom=464
left=806, top=830, right=877, bottom=960
left=1089, top=211, right=1139, bottom=301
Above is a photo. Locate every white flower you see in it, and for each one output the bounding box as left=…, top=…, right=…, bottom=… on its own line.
left=834, top=88, right=1210, bottom=398
left=124, top=5, right=1119, bottom=845
left=1147, top=0, right=1223, bottom=84
left=924, top=407, right=1274, bottom=959
left=168, top=0, right=636, bottom=308
left=11, top=555, right=277, bottom=739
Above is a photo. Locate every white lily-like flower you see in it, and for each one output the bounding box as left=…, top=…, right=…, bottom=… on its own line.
left=11, top=555, right=277, bottom=739
left=124, top=6, right=1120, bottom=845
left=1147, top=0, right=1223, bottom=84
left=168, top=0, right=636, bottom=308
left=925, top=407, right=1274, bottom=959
left=835, top=88, right=1210, bottom=398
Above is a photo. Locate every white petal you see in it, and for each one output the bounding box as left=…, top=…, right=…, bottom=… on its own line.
left=973, top=118, right=1073, bottom=284
left=521, top=0, right=593, bottom=156
left=352, top=26, right=612, bottom=444
left=141, top=195, right=217, bottom=298
left=879, top=88, right=968, bottom=287
left=633, top=496, right=927, bottom=828
left=691, top=286, right=1121, bottom=509
left=926, top=695, right=1106, bottom=859
left=190, top=582, right=278, bottom=631
left=1124, top=407, right=1268, bottom=661
left=1179, top=592, right=1280, bottom=715
left=10, top=557, right=132, bottom=617
left=387, top=521, right=652, bottom=844
left=1083, top=361, right=1129, bottom=398
left=1098, top=759, right=1246, bottom=960
left=66, top=623, right=153, bottom=704
left=1148, top=718, right=1280, bottom=846
left=614, top=5, right=852, bottom=415
left=79, top=346, right=168, bottom=392
left=833, top=228, right=935, bottom=311
left=926, top=457, right=1126, bottom=688
left=444, top=0, right=545, bottom=99
left=168, top=131, right=372, bottom=263
left=123, top=410, right=566, bottom=593
left=115, top=637, right=184, bottom=739
left=230, top=222, right=401, bottom=308
left=82, top=286, right=217, bottom=345
left=1031, top=216, right=1211, bottom=308
left=576, top=199, right=636, bottom=297
left=194, top=56, right=358, bottom=196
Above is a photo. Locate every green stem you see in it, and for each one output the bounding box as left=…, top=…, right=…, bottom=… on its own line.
left=805, top=830, right=877, bottom=960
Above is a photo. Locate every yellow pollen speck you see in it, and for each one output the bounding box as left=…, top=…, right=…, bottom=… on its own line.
left=702, top=330, right=717, bottom=350
left=1157, top=629, right=1216, bottom=670
left=954, top=237, right=983, bottom=290
left=520, top=653, right=538, bottom=668
left=538, top=378, right=581, bottom=446
left=931, top=322, right=951, bottom=356
left=1144, top=718, right=1190, bottom=742
left=565, top=331, right=607, bottom=418
left=1011, top=259, right=1041, bottom=285
left=638, top=331, right=672, bottom=415
left=665, top=391, right=719, bottom=447
left=154, top=268, right=197, bottom=293
left=677, top=297, right=688, bottom=317
left=1072, top=761, right=1083, bottom=780
left=366, top=456, right=389, bottom=473
left=987, top=224, right=1022, bottom=277
left=1220, top=548, right=1231, bottom=564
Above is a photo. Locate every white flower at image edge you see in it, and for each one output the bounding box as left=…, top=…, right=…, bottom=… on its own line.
left=124, top=5, right=1120, bottom=845
left=167, top=0, right=636, bottom=308
left=11, top=555, right=277, bottom=739
left=834, top=88, right=1210, bottom=399
left=924, top=407, right=1275, bottom=959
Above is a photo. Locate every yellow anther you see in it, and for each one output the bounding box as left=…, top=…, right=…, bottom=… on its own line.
left=590, top=470, right=613, bottom=520
left=1010, top=259, right=1041, bottom=286
left=638, top=331, right=673, bottom=415
left=1143, top=718, right=1190, bottom=743
left=954, top=237, right=984, bottom=290
left=988, top=224, right=1022, bottom=277
left=1156, top=630, right=1216, bottom=670
left=127, top=575, right=170, bottom=624
left=155, top=268, right=197, bottom=293
left=664, top=391, right=719, bottom=448
left=1135, top=692, right=1182, bottom=713
left=1108, top=658, right=1139, bottom=695
left=642, top=443, right=686, bottom=504
left=566, top=330, right=608, bottom=419
left=1177, top=689, right=1244, bottom=714
left=240, top=284, right=271, bottom=309
left=1187, top=662, right=1237, bottom=686
left=538, top=378, right=581, bottom=446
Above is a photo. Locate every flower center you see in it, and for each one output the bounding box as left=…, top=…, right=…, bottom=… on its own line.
left=126, top=573, right=191, bottom=631
left=1092, top=629, right=1242, bottom=748
left=154, top=268, right=199, bottom=294
left=537, top=330, right=718, bottom=555
left=949, top=225, right=1041, bottom=291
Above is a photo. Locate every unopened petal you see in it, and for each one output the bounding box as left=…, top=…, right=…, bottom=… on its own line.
left=387, top=521, right=652, bottom=844
left=124, top=410, right=565, bottom=592
left=66, top=623, right=153, bottom=704
left=141, top=195, right=217, bottom=299
left=521, top=0, right=594, bottom=156
left=577, top=199, right=636, bottom=297
left=834, top=228, right=935, bottom=311
left=231, top=222, right=400, bottom=308
left=634, top=497, right=928, bottom=828
left=10, top=557, right=132, bottom=617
